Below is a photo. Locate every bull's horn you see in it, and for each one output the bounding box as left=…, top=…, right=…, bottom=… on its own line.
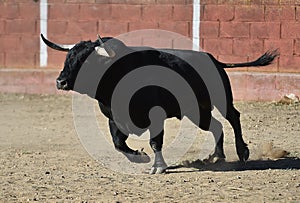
left=95, top=34, right=115, bottom=57
left=40, top=34, right=75, bottom=52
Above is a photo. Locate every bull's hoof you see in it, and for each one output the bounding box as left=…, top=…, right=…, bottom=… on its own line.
left=237, top=146, right=249, bottom=163
left=203, top=153, right=225, bottom=164
left=123, top=150, right=151, bottom=163
left=149, top=165, right=167, bottom=174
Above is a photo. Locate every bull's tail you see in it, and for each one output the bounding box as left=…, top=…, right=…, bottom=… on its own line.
left=222, top=49, right=279, bottom=68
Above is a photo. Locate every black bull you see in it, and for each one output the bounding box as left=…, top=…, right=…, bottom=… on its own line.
left=41, top=34, right=279, bottom=174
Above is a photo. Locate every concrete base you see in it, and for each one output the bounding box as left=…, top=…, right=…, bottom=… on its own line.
left=228, top=71, right=300, bottom=101
left=0, top=69, right=299, bottom=101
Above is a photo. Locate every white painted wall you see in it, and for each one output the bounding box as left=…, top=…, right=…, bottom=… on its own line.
left=192, top=0, right=201, bottom=51
left=40, top=0, right=48, bottom=67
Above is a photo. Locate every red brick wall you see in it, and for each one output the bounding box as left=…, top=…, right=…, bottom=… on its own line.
left=0, top=0, right=193, bottom=68
left=201, top=0, right=300, bottom=73
left=0, top=1, right=40, bottom=68
left=1, top=0, right=300, bottom=73
left=0, top=0, right=300, bottom=99
left=46, top=0, right=192, bottom=67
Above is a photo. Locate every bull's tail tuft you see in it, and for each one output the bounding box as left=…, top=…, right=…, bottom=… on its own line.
left=224, top=49, right=279, bottom=68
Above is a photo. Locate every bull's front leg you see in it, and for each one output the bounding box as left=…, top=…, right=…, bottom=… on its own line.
left=108, top=119, right=150, bottom=163
left=149, top=130, right=168, bottom=174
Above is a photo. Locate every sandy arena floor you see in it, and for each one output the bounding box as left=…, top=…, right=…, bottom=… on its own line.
left=0, top=93, right=299, bottom=202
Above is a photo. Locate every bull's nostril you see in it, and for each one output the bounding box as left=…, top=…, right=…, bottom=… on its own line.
left=60, top=80, right=67, bottom=86
left=56, top=79, right=67, bottom=89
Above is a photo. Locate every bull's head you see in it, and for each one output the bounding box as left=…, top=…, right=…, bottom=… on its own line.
left=40, top=34, right=116, bottom=90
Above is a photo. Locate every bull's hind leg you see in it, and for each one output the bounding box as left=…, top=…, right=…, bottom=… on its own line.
left=149, top=130, right=168, bottom=174
left=226, top=105, right=249, bottom=162
left=198, top=110, right=226, bottom=163
left=108, top=119, right=150, bottom=163
left=206, top=117, right=226, bottom=163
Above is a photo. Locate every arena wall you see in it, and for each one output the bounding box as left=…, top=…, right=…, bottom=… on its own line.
left=0, top=0, right=299, bottom=100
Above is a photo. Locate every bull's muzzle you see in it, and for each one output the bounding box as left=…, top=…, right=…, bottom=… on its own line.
left=56, top=78, right=68, bottom=90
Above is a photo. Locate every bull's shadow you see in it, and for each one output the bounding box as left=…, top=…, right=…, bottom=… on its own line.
left=167, top=157, right=300, bottom=173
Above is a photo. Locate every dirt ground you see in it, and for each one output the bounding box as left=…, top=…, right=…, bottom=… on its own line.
left=0, top=93, right=299, bottom=202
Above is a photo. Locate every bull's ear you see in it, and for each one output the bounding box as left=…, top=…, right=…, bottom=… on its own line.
left=95, top=34, right=116, bottom=57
